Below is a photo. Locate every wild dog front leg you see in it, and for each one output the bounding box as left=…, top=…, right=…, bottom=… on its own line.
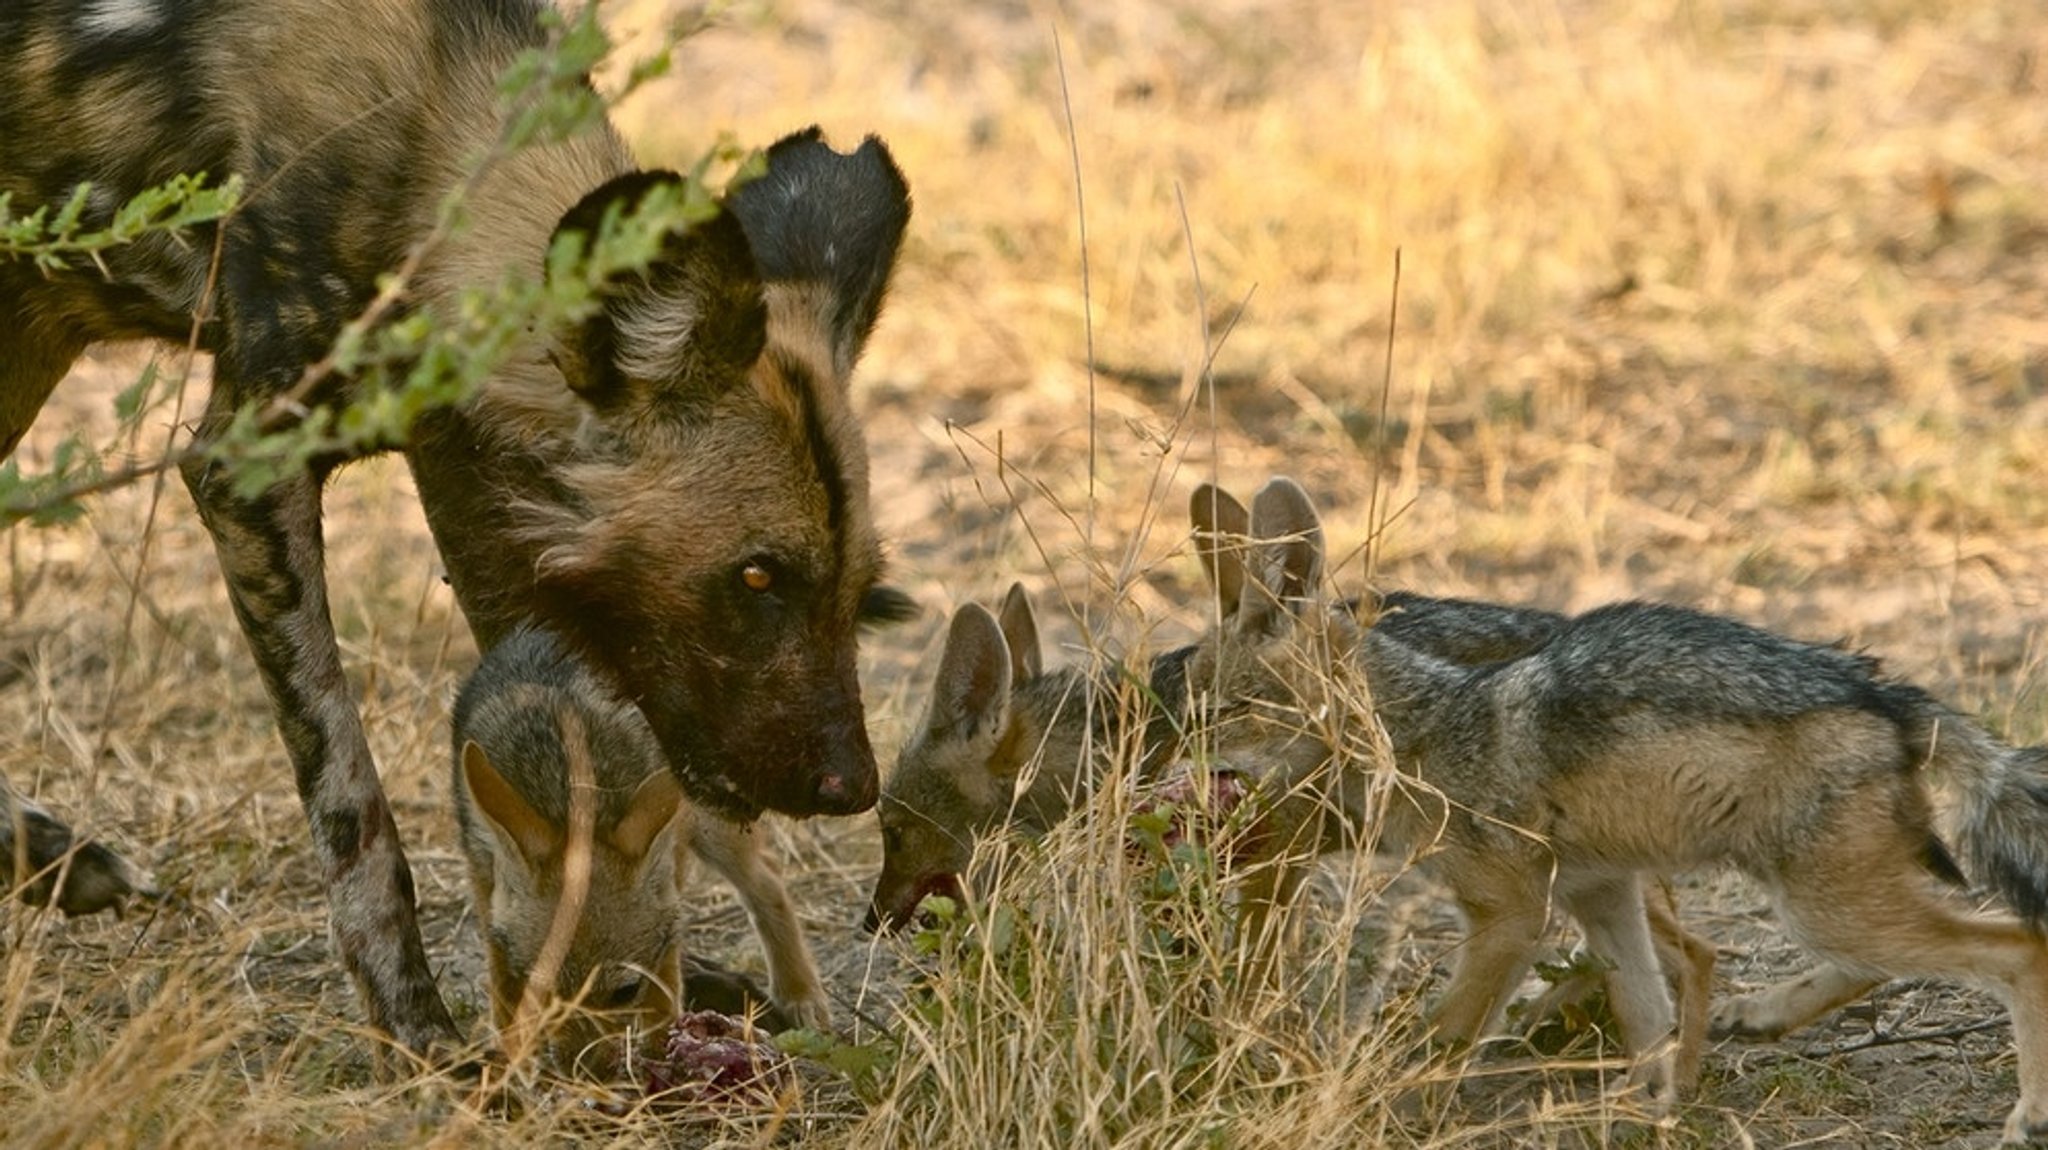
left=689, top=814, right=831, bottom=1031
left=180, top=459, right=457, bottom=1055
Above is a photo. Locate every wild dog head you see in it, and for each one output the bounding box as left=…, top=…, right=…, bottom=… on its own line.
left=521, top=129, right=913, bottom=820
left=865, top=585, right=1051, bottom=932
left=1173, top=479, right=1366, bottom=786
left=452, top=632, right=690, bottom=1075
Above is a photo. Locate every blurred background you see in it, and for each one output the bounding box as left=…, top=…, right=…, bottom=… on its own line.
left=4, top=1, right=2045, bottom=1141
left=609, top=0, right=2048, bottom=719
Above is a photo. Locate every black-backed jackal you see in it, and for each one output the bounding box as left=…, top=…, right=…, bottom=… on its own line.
left=1180, top=477, right=2048, bottom=1141
left=452, top=626, right=827, bottom=1074
left=870, top=573, right=1719, bottom=1091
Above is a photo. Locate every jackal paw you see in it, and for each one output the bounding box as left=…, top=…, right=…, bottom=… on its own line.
left=1607, top=1056, right=1678, bottom=1121
left=2003, top=1098, right=2048, bottom=1145
left=1708, top=993, right=1790, bottom=1041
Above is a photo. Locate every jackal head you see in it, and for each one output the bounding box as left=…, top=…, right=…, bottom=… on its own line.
left=521, top=129, right=913, bottom=820
left=458, top=722, right=687, bottom=1076
left=1171, top=479, right=1365, bottom=784
left=866, top=585, right=1047, bottom=932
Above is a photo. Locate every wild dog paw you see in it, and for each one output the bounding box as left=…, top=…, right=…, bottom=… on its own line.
left=776, top=987, right=833, bottom=1034
left=2, top=810, right=155, bottom=919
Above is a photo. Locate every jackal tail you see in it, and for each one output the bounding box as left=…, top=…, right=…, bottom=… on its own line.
left=1910, top=704, right=2048, bottom=933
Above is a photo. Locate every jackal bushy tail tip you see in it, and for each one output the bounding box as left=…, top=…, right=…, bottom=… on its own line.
left=1929, top=716, right=2048, bottom=933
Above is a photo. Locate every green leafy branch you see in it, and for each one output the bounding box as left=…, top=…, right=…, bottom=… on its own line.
left=0, top=174, right=242, bottom=275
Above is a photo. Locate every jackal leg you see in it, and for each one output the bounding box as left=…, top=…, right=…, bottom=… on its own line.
left=179, top=456, right=457, bottom=1056
left=1645, top=878, right=1716, bottom=1094
left=1560, top=875, right=1680, bottom=1109
left=1709, top=961, right=1879, bottom=1041
left=1521, top=877, right=1714, bottom=1095
left=688, top=814, right=831, bottom=1031
left=1232, top=850, right=1311, bottom=1001
left=1772, top=795, right=2048, bottom=1145
left=1431, top=851, right=1552, bottom=1051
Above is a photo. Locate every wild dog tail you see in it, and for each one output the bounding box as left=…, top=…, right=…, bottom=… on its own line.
left=1904, top=700, right=2048, bottom=934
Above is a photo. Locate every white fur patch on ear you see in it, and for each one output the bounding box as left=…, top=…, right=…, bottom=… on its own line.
left=611, top=279, right=701, bottom=382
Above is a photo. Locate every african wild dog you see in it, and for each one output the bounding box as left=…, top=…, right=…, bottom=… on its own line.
left=1182, top=477, right=2048, bottom=1139
left=0, top=0, right=910, bottom=1055
left=453, top=625, right=828, bottom=1075
left=0, top=774, right=151, bottom=918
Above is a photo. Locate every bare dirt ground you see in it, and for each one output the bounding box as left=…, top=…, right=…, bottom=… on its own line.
left=5, top=1, right=2047, bottom=1146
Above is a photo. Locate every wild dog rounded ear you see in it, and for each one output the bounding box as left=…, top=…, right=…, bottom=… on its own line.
left=726, top=126, right=912, bottom=383
left=859, top=585, right=920, bottom=629
left=546, top=170, right=768, bottom=405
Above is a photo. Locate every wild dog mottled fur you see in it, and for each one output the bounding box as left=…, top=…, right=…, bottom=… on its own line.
left=0, top=0, right=910, bottom=1053
left=452, top=626, right=828, bottom=1073
left=1181, top=478, right=2048, bottom=1141
left=0, top=775, right=151, bottom=918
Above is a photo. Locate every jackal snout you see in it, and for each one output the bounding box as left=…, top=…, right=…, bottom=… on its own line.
left=867, top=592, right=1039, bottom=932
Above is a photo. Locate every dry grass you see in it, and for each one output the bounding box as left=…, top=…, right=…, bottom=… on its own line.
left=6, top=0, right=2048, bottom=1145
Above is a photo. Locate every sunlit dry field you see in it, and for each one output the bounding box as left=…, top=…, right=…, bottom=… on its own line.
left=5, top=1, right=2048, bottom=1145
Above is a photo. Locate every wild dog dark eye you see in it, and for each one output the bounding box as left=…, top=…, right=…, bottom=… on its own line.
left=741, top=561, right=774, bottom=593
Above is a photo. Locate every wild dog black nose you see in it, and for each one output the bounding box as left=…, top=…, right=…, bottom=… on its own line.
left=802, top=711, right=878, bottom=815
left=810, top=759, right=877, bottom=815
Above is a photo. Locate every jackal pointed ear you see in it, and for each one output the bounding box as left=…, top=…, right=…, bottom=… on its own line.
left=726, top=127, right=911, bottom=383
left=997, top=583, right=1043, bottom=683
left=462, top=740, right=561, bottom=870
left=609, top=771, right=685, bottom=862
left=549, top=170, right=768, bottom=405
left=1238, top=477, right=1325, bottom=632
left=925, top=603, right=1013, bottom=744
left=1191, top=483, right=1250, bottom=620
